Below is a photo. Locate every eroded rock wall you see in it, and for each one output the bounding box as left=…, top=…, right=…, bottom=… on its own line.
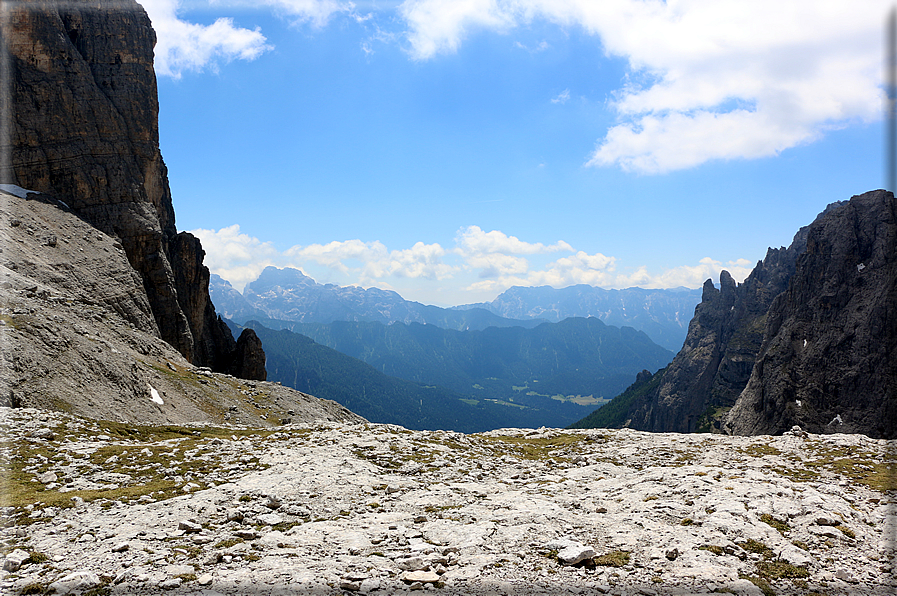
left=624, top=227, right=808, bottom=433
left=1, top=0, right=263, bottom=379
left=724, top=190, right=897, bottom=438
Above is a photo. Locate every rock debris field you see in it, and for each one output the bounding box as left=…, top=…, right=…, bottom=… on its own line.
left=1, top=408, right=895, bottom=595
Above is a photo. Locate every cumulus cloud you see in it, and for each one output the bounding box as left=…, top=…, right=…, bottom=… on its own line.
left=193, top=224, right=754, bottom=302
left=397, top=0, right=885, bottom=173
left=139, top=0, right=272, bottom=78
left=191, top=224, right=281, bottom=291
left=616, top=257, right=754, bottom=290
left=455, top=225, right=572, bottom=256
left=465, top=249, right=618, bottom=294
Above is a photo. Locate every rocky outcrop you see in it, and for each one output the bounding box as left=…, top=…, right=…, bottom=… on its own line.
left=0, top=188, right=352, bottom=424
left=0, top=0, right=262, bottom=378
left=622, top=224, right=809, bottom=433
left=226, top=328, right=267, bottom=382
left=724, top=190, right=897, bottom=438
left=593, top=190, right=896, bottom=439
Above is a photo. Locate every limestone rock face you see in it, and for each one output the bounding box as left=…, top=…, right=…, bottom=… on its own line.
left=0, top=0, right=262, bottom=378
left=227, top=328, right=267, bottom=382
left=0, top=189, right=353, bottom=424
left=724, top=190, right=897, bottom=438
left=625, top=226, right=808, bottom=433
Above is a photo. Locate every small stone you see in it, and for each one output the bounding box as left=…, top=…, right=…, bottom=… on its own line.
left=234, top=529, right=259, bottom=539
left=3, top=549, right=30, bottom=572
left=414, top=515, right=428, bottom=524
left=225, top=508, right=244, bottom=522
left=48, top=571, right=100, bottom=595
left=340, top=580, right=362, bottom=591
left=197, top=574, right=213, bottom=586
left=38, top=471, right=57, bottom=484
left=557, top=543, right=596, bottom=566
left=396, top=556, right=427, bottom=571
left=160, top=578, right=182, bottom=590
left=257, top=512, right=283, bottom=526
left=178, top=520, right=202, bottom=533
left=401, top=570, right=440, bottom=584
left=29, top=428, right=54, bottom=440
left=112, top=542, right=129, bottom=553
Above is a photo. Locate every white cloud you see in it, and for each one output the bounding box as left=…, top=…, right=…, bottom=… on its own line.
left=190, top=224, right=281, bottom=291
left=193, top=224, right=755, bottom=303
left=465, top=249, right=617, bottom=294
left=454, top=225, right=573, bottom=256
left=551, top=89, right=570, bottom=104
left=139, top=0, right=273, bottom=78
left=397, top=0, right=886, bottom=173
left=379, top=242, right=457, bottom=281
left=617, top=257, right=754, bottom=289
left=257, top=0, right=350, bottom=27
left=399, top=0, right=517, bottom=60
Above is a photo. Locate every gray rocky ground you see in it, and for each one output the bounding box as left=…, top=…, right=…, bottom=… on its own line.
left=1, top=407, right=894, bottom=595
left=1, top=189, right=359, bottom=427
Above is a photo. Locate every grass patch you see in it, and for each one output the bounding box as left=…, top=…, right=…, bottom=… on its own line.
left=477, top=433, right=595, bottom=462
left=757, top=561, right=809, bottom=580
left=593, top=550, right=630, bottom=567
left=740, top=575, right=776, bottom=596
left=738, top=444, right=783, bottom=458
left=837, top=526, right=856, bottom=538
left=739, top=539, right=774, bottom=559
left=759, top=514, right=789, bottom=535
left=214, top=538, right=244, bottom=549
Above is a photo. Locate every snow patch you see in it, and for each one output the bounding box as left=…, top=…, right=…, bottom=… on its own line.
left=857, top=263, right=866, bottom=272
left=795, top=400, right=802, bottom=407
left=803, top=339, right=807, bottom=348
left=827, top=414, right=843, bottom=426
left=149, top=384, right=164, bottom=405
left=0, top=184, right=39, bottom=199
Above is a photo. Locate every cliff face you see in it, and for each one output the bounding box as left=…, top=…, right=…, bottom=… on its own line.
left=1, top=0, right=263, bottom=379
left=724, top=190, right=897, bottom=438
left=624, top=228, right=808, bottom=433
left=604, top=191, right=896, bottom=439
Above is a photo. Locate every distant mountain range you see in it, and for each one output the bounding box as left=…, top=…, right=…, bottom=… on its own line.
left=209, top=267, right=687, bottom=431
left=211, top=267, right=701, bottom=350
left=238, top=317, right=673, bottom=431
left=455, top=285, right=701, bottom=351
left=211, top=267, right=543, bottom=332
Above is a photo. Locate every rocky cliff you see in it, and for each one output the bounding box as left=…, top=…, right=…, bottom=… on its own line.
left=622, top=223, right=809, bottom=433
left=589, top=190, right=896, bottom=439
left=724, top=190, right=897, bottom=438
left=0, top=186, right=351, bottom=424
left=0, top=0, right=262, bottom=378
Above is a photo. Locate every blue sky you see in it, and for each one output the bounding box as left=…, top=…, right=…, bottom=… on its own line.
left=142, top=0, right=887, bottom=306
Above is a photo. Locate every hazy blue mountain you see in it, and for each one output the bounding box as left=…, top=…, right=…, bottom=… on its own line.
left=215, top=266, right=543, bottom=331
left=454, top=285, right=702, bottom=351
left=264, top=317, right=673, bottom=414
left=236, top=320, right=614, bottom=431
left=209, top=274, right=265, bottom=322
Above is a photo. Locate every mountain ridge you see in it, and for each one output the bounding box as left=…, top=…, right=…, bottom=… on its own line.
left=573, top=190, right=897, bottom=439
